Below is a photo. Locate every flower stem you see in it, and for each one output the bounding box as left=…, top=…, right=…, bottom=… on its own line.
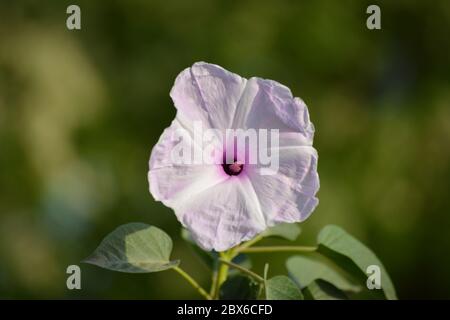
left=234, top=234, right=264, bottom=252
left=218, top=258, right=264, bottom=283
left=209, top=269, right=218, bottom=297
left=213, top=250, right=233, bottom=299
left=209, top=242, right=315, bottom=299
left=173, top=266, right=212, bottom=300
left=238, top=246, right=317, bottom=253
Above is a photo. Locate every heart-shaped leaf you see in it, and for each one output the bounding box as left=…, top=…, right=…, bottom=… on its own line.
left=265, top=275, right=303, bottom=300
left=262, top=223, right=301, bottom=241
left=317, top=225, right=397, bottom=300
left=84, top=223, right=179, bottom=273
left=286, top=255, right=360, bottom=292
left=303, top=280, right=348, bottom=300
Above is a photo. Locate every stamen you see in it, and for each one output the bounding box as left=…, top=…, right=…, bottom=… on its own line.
left=223, top=161, right=243, bottom=176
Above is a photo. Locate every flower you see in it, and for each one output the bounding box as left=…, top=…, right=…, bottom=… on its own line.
left=148, top=62, right=319, bottom=251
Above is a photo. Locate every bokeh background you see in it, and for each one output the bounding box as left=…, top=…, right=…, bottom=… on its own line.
left=1, top=0, right=449, bottom=299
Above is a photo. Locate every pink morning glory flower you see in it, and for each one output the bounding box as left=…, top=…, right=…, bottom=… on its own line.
left=148, top=62, right=319, bottom=251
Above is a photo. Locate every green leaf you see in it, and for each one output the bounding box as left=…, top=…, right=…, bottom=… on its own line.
left=317, top=225, right=397, bottom=300
left=303, top=280, right=348, bottom=300
left=262, top=223, right=301, bottom=241
left=220, top=275, right=260, bottom=300
left=83, top=223, right=179, bottom=273
left=265, top=275, right=303, bottom=300
left=286, top=255, right=360, bottom=292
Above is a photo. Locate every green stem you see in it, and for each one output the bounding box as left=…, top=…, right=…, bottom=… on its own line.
left=218, top=259, right=264, bottom=283
left=209, top=269, right=218, bottom=297
left=173, top=266, right=212, bottom=300
left=234, top=234, right=264, bottom=252
left=239, top=246, right=317, bottom=253
left=213, top=250, right=233, bottom=299
left=209, top=242, right=316, bottom=299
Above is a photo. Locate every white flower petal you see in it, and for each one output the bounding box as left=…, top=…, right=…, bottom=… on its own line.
left=246, top=146, right=320, bottom=224
left=232, top=77, right=314, bottom=146
left=170, top=62, right=247, bottom=130
left=177, top=179, right=266, bottom=251
left=149, top=119, right=227, bottom=207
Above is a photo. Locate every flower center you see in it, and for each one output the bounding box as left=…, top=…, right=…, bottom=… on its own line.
left=222, top=161, right=244, bottom=176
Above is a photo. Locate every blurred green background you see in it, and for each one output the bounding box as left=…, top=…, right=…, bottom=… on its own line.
left=1, top=0, right=449, bottom=299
